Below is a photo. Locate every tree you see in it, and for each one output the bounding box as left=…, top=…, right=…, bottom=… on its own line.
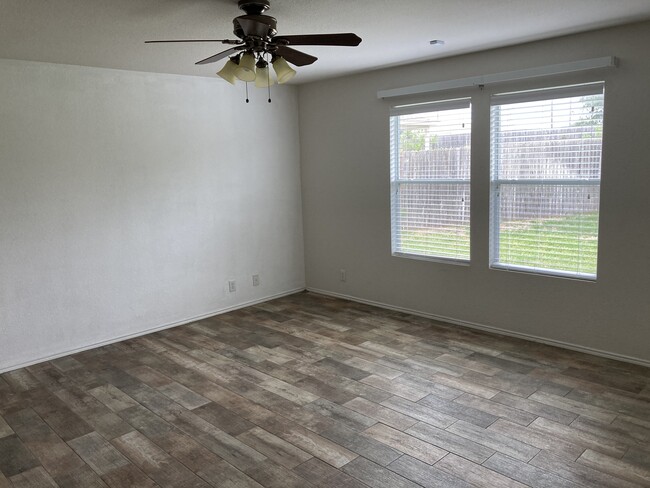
left=575, top=95, right=604, bottom=127
left=400, top=129, right=426, bottom=151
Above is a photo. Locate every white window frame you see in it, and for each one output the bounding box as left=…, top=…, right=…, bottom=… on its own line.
left=489, top=82, right=605, bottom=280
left=390, top=98, right=472, bottom=264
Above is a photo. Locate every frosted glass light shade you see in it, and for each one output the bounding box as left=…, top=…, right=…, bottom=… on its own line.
left=217, top=59, right=239, bottom=85
left=272, top=57, right=296, bottom=84
left=254, top=66, right=275, bottom=88
left=235, top=53, right=257, bottom=82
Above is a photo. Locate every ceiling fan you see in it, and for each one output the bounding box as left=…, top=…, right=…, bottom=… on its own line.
left=146, top=0, right=362, bottom=89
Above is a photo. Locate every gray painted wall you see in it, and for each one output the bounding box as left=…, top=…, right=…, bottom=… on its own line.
left=298, top=22, right=650, bottom=363
left=0, top=59, right=305, bottom=372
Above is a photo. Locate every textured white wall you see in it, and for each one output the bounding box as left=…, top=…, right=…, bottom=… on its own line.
left=0, top=59, right=305, bottom=372
left=298, top=22, right=650, bottom=363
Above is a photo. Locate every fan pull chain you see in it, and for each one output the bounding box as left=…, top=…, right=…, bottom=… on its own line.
left=267, top=56, right=272, bottom=103
left=245, top=82, right=250, bottom=103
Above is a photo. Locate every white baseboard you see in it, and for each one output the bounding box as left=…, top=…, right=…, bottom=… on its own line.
left=307, top=287, right=650, bottom=368
left=0, top=287, right=305, bottom=374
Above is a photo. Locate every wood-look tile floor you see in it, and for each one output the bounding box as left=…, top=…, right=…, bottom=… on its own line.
left=1, top=292, right=649, bottom=488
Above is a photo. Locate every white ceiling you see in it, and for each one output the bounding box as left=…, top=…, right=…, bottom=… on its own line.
left=1, top=0, right=650, bottom=84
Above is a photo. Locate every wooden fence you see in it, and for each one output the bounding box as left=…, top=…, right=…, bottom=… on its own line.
left=398, top=128, right=601, bottom=228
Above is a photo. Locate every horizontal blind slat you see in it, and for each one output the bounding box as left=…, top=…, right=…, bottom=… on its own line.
left=492, top=82, right=604, bottom=106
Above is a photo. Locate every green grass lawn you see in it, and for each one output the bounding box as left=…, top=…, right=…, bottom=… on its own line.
left=499, top=213, right=598, bottom=274
left=399, top=229, right=471, bottom=260
left=400, top=213, right=598, bottom=273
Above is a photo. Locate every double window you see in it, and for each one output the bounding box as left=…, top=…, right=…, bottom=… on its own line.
left=390, top=82, right=605, bottom=279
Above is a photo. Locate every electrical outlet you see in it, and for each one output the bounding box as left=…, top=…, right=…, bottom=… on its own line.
left=340, top=269, right=347, bottom=282
left=228, top=280, right=236, bottom=293
left=252, top=274, right=260, bottom=286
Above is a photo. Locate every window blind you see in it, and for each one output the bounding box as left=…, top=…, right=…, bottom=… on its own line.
left=390, top=99, right=471, bottom=262
left=490, top=83, right=604, bottom=278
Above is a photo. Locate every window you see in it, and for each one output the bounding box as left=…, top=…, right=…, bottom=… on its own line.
left=390, top=99, right=472, bottom=262
left=490, top=83, right=604, bottom=279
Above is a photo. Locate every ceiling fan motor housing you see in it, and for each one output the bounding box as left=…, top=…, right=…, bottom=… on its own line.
left=233, top=15, right=277, bottom=41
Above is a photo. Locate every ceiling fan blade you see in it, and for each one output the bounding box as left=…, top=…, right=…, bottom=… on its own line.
left=195, top=46, right=244, bottom=65
left=145, top=39, right=241, bottom=44
left=275, top=46, right=318, bottom=66
left=273, top=33, right=362, bottom=47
